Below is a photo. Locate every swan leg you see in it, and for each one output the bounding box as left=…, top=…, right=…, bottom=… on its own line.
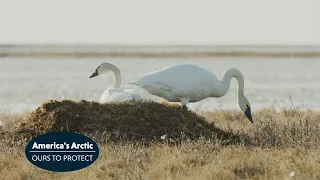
left=181, top=105, right=188, bottom=114
left=179, top=98, right=190, bottom=114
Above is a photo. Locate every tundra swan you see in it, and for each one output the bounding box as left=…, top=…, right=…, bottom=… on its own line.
left=89, top=62, right=142, bottom=103
left=130, top=64, right=253, bottom=123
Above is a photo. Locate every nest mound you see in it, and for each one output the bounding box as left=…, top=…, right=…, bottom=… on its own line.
left=10, top=100, right=246, bottom=144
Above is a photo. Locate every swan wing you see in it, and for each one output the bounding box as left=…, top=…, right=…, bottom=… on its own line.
left=100, top=88, right=134, bottom=103
left=133, top=64, right=217, bottom=86
left=131, top=64, right=217, bottom=100
left=123, top=89, right=144, bottom=101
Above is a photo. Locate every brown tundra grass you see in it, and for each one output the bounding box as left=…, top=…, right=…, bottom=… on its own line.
left=0, top=100, right=320, bottom=180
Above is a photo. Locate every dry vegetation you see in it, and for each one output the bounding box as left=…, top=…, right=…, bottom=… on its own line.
left=1, top=100, right=320, bottom=180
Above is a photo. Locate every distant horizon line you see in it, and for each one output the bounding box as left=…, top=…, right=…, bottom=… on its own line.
left=2, top=43, right=319, bottom=58
left=1, top=44, right=320, bottom=48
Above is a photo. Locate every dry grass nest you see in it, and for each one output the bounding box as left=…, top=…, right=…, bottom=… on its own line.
left=4, top=100, right=249, bottom=145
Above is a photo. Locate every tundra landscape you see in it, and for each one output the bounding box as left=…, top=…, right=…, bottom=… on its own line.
left=1, top=100, right=319, bottom=180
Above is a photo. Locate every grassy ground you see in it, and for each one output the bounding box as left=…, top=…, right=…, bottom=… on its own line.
left=1, top=101, right=320, bottom=180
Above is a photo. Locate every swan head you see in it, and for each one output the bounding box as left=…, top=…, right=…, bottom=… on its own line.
left=238, top=96, right=253, bottom=123
left=89, top=63, right=113, bottom=78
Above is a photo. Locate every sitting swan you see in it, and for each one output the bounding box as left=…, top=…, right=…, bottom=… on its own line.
left=130, top=64, right=253, bottom=123
left=89, top=62, right=142, bottom=103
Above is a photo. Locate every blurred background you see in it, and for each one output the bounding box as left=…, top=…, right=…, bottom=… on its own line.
left=1, top=0, right=320, bottom=113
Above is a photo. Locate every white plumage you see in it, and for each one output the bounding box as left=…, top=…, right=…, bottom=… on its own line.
left=99, top=88, right=141, bottom=103
left=130, top=64, right=253, bottom=123
left=90, top=62, right=142, bottom=103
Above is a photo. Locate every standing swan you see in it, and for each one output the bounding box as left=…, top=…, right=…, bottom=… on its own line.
left=89, top=62, right=142, bottom=103
left=130, top=64, right=253, bottom=123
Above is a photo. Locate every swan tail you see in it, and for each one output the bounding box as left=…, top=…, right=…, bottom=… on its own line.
left=129, top=80, right=145, bottom=88
left=128, top=82, right=137, bottom=85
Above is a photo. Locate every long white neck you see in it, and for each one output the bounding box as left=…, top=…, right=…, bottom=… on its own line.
left=108, top=64, right=121, bottom=88
left=218, top=68, right=245, bottom=98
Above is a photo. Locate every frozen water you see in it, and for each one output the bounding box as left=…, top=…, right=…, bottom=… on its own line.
left=1, top=57, right=320, bottom=113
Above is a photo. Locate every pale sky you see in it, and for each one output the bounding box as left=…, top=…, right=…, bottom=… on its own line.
left=1, top=0, right=320, bottom=45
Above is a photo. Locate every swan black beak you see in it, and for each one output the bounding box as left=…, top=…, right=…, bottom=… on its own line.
left=89, top=69, right=98, bottom=78
left=245, top=105, right=253, bottom=123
